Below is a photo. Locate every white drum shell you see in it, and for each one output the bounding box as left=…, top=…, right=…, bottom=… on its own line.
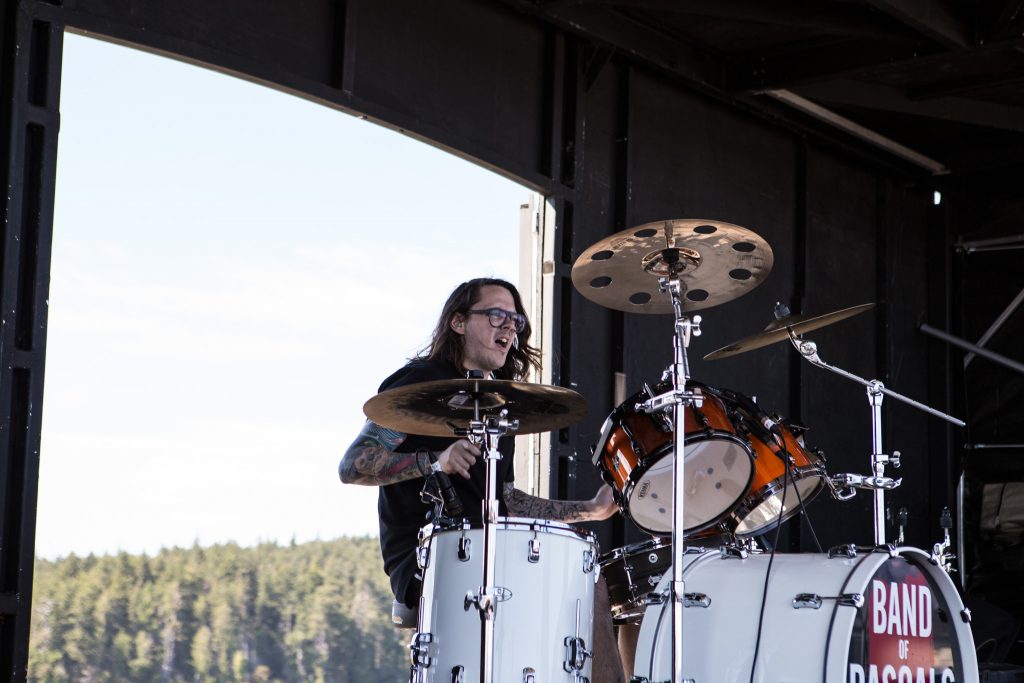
left=633, top=547, right=979, bottom=683
left=415, top=518, right=598, bottom=682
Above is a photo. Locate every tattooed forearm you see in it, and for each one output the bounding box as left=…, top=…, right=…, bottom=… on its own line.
left=503, top=483, right=592, bottom=522
left=338, top=421, right=422, bottom=486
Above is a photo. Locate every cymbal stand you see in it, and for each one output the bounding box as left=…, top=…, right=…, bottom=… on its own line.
left=787, top=332, right=964, bottom=545
left=637, top=271, right=702, bottom=683
left=455, top=382, right=519, bottom=683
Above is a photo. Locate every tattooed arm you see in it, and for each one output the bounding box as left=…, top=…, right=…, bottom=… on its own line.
left=503, top=482, right=617, bottom=523
left=338, top=420, right=418, bottom=486
left=339, top=421, right=483, bottom=486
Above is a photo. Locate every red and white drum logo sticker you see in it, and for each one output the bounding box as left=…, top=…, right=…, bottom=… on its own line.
left=848, top=559, right=959, bottom=682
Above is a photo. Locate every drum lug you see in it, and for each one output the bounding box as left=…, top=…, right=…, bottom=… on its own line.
left=961, top=607, right=972, bottom=623
left=792, top=592, right=864, bottom=609
left=417, top=545, right=431, bottom=570
left=523, top=666, right=536, bottom=683
left=719, top=544, right=748, bottom=560
left=563, top=635, right=592, bottom=679
left=645, top=590, right=669, bottom=606
left=450, top=665, right=464, bottom=682
left=583, top=548, right=596, bottom=574
left=792, top=593, right=823, bottom=609
left=528, top=537, right=541, bottom=563
left=458, top=536, right=471, bottom=562
left=682, top=592, right=711, bottom=608
left=409, top=632, right=433, bottom=668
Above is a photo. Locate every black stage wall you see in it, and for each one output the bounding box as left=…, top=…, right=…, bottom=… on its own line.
left=1, top=1, right=1017, bottom=680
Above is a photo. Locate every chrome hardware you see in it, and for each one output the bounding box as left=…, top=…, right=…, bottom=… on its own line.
left=450, top=665, right=464, bottom=682
left=409, top=632, right=432, bottom=667
left=648, top=553, right=659, bottom=563
left=563, top=599, right=592, bottom=682
left=528, top=537, right=541, bottom=563
left=793, top=592, right=864, bottom=609
left=720, top=544, right=748, bottom=560
left=684, top=545, right=708, bottom=555
left=458, top=536, right=471, bottom=562
left=831, top=472, right=902, bottom=492
left=417, top=545, right=431, bottom=570
left=683, top=592, right=711, bottom=608
left=828, top=543, right=858, bottom=559
left=523, top=667, right=536, bottom=683
left=645, top=590, right=669, bottom=606
left=583, top=548, right=596, bottom=574
left=563, top=637, right=592, bottom=676
left=840, top=593, right=866, bottom=608
left=793, top=593, right=822, bottom=610
left=931, top=506, right=957, bottom=574
left=961, top=608, right=972, bottom=623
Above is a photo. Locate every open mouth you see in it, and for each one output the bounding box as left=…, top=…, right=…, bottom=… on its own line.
left=495, top=336, right=511, bottom=350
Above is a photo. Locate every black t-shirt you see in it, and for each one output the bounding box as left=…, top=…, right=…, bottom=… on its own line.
left=375, top=358, right=515, bottom=606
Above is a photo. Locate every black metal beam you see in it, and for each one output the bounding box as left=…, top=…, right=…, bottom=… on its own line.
left=557, top=0, right=916, bottom=42
left=862, top=0, right=971, bottom=49
left=0, top=2, right=62, bottom=682
left=793, top=79, right=1024, bottom=133
left=909, top=70, right=1024, bottom=100
left=502, top=0, right=725, bottom=92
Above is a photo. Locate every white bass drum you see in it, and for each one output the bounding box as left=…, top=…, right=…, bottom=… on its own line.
left=632, top=547, right=979, bottom=683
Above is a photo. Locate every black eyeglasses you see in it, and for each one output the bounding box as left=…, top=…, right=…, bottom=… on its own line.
left=467, top=308, right=526, bottom=333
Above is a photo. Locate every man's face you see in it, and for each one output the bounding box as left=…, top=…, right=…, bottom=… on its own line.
left=452, top=284, right=519, bottom=373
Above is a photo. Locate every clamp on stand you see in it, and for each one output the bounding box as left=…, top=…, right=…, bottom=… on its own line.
left=788, top=333, right=964, bottom=545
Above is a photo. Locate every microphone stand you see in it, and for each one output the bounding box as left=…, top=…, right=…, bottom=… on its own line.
left=787, top=332, right=964, bottom=545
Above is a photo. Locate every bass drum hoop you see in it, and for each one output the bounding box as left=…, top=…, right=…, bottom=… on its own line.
left=620, top=432, right=755, bottom=536
left=823, top=546, right=979, bottom=683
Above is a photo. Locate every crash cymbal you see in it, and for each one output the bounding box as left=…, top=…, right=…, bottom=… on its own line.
left=571, top=219, right=774, bottom=314
left=703, top=302, right=875, bottom=360
left=363, top=378, right=587, bottom=437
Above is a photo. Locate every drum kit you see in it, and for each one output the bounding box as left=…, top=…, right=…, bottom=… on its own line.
left=365, top=219, right=980, bottom=683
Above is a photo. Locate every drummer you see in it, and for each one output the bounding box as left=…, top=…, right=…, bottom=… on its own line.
left=339, top=277, right=622, bottom=682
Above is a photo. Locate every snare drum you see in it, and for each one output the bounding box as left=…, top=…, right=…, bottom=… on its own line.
left=633, top=547, right=979, bottom=683
left=412, top=517, right=598, bottom=682
left=593, top=382, right=755, bottom=536
left=599, top=538, right=672, bottom=624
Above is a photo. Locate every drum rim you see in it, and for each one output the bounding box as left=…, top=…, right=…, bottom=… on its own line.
left=728, top=463, right=827, bottom=538
left=823, top=546, right=979, bottom=683
left=621, top=431, right=756, bottom=536
left=418, top=516, right=598, bottom=544
left=598, top=536, right=671, bottom=564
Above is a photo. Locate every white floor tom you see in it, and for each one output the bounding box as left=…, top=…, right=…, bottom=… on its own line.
left=412, top=517, right=598, bottom=682
left=633, top=546, right=979, bottom=683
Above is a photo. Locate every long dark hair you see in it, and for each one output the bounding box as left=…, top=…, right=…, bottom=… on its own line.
left=423, top=278, right=542, bottom=380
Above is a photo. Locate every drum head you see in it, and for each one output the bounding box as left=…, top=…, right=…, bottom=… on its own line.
left=732, top=473, right=824, bottom=537
left=624, top=434, right=754, bottom=535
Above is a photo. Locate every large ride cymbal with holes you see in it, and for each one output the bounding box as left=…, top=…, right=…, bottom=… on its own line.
left=571, top=219, right=774, bottom=314
left=703, top=302, right=876, bottom=360
left=363, top=378, right=587, bottom=437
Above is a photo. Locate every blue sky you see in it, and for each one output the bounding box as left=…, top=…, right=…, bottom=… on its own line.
left=36, top=33, right=529, bottom=558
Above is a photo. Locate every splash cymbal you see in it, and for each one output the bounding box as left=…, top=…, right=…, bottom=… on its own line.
left=703, top=303, right=875, bottom=360
left=571, top=219, right=773, bottom=314
left=363, top=378, right=587, bottom=437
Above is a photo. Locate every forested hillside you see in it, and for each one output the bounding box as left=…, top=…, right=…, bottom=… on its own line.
left=29, top=538, right=408, bottom=682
